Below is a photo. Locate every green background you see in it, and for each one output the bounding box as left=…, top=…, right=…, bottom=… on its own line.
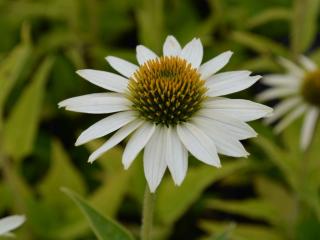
left=0, top=0, right=320, bottom=239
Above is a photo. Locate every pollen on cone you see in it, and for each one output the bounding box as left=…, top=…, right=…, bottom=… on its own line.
left=127, top=56, right=208, bottom=126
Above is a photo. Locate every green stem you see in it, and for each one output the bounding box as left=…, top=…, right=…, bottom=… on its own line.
left=141, top=186, right=155, bottom=240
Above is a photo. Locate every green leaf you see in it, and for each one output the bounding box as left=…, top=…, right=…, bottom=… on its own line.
left=307, top=124, right=320, bottom=198
left=62, top=188, right=135, bottom=240
left=206, top=223, right=236, bottom=240
left=0, top=183, right=10, bottom=214
left=253, top=136, right=298, bottom=189
left=38, top=139, right=86, bottom=206
left=89, top=171, right=130, bottom=218
left=0, top=42, right=31, bottom=124
left=291, top=0, right=320, bottom=55
left=230, top=31, right=287, bottom=56
left=206, top=199, right=279, bottom=225
left=3, top=57, right=54, bottom=161
left=1, top=160, right=33, bottom=212
left=254, top=177, right=296, bottom=227
left=126, top=154, right=145, bottom=204
left=156, top=160, right=247, bottom=225
left=240, top=56, right=281, bottom=72
left=246, top=8, right=291, bottom=29
left=296, top=216, right=320, bottom=240
left=86, top=141, right=131, bottom=218
left=200, top=221, right=284, bottom=240
left=136, top=0, right=164, bottom=53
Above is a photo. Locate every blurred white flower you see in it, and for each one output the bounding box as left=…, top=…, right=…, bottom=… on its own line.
left=59, top=35, right=271, bottom=192
left=258, top=56, right=320, bottom=150
left=0, top=215, right=25, bottom=237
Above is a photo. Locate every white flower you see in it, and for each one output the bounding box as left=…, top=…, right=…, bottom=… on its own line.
left=0, top=215, right=25, bottom=237
left=59, top=35, right=272, bottom=192
left=257, top=56, right=320, bottom=150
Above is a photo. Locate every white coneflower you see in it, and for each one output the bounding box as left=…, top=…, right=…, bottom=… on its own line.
left=59, top=35, right=272, bottom=192
left=0, top=215, right=25, bottom=237
left=257, top=56, right=320, bottom=150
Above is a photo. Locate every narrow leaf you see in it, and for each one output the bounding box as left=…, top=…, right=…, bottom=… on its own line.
left=205, top=223, right=236, bottom=240
left=291, top=0, right=320, bottom=55
left=230, top=31, right=287, bottom=55
left=200, top=221, right=283, bottom=240
left=86, top=141, right=131, bottom=217
left=136, top=0, right=164, bottom=52
left=156, top=160, right=246, bottom=225
left=38, top=139, right=86, bottom=205
left=3, top=57, right=54, bottom=160
left=0, top=43, right=31, bottom=123
left=246, top=8, right=291, bottom=29
left=206, top=199, right=279, bottom=225
left=62, top=188, right=134, bottom=240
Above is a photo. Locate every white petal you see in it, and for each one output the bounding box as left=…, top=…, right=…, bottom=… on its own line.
left=177, top=123, right=221, bottom=167
left=193, top=116, right=249, bottom=157
left=206, top=71, right=260, bottom=97
left=257, top=87, right=297, bottom=102
left=88, top=120, right=143, bottom=163
left=197, top=110, right=257, bottom=140
left=143, top=127, right=167, bottom=192
left=58, top=93, right=130, bottom=114
left=165, top=127, right=188, bottom=185
left=299, top=55, right=317, bottom=71
left=180, top=38, right=203, bottom=68
left=278, top=57, right=304, bottom=77
left=0, top=215, right=25, bottom=235
left=300, top=107, right=319, bottom=150
left=122, top=122, right=155, bottom=169
left=265, top=97, right=302, bottom=124
left=106, top=56, right=138, bottom=78
left=262, top=74, right=300, bottom=87
left=274, top=104, right=307, bottom=133
left=136, top=45, right=158, bottom=65
left=204, top=98, right=272, bottom=122
left=76, top=70, right=128, bottom=93
left=75, top=111, right=136, bottom=146
left=199, top=51, right=233, bottom=80
left=163, top=35, right=182, bottom=56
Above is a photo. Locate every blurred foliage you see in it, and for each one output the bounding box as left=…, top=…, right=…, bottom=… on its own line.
left=0, top=0, right=319, bottom=239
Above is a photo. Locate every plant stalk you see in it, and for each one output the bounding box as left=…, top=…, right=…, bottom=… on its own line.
left=141, top=186, right=155, bottom=240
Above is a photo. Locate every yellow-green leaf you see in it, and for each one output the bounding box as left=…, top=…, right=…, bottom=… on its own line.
left=200, top=221, right=284, bottom=240
left=156, top=160, right=247, bottom=225
left=230, top=31, right=287, bottom=55
left=246, top=8, right=291, bottom=29
left=206, top=199, right=279, bottom=225
left=38, top=139, right=86, bottom=205
left=62, top=188, right=135, bottom=240
left=0, top=43, right=31, bottom=125
left=3, top=57, right=54, bottom=161
left=136, top=0, right=164, bottom=53
left=291, top=0, right=320, bottom=55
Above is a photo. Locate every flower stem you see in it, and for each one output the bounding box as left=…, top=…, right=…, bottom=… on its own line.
left=141, top=186, right=155, bottom=240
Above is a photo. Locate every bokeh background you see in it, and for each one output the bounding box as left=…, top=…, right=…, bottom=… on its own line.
left=0, top=0, right=320, bottom=239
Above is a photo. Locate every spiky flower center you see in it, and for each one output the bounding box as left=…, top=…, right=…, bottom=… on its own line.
left=301, top=70, right=320, bottom=107
left=127, top=56, right=207, bottom=126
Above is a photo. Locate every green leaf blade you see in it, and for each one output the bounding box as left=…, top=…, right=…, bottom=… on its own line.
left=2, top=56, right=54, bottom=160
left=291, top=0, right=320, bottom=55
left=62, top=188, right=135, bottom=240
left=156, top=160, right=247, bottom=225
left=0, top=43, right=31, bottom=123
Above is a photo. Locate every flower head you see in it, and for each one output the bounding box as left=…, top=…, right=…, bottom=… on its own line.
left=0, top=215, right=25, bottom=237
left=59, top=36, right=271, bottom=192
left=257, top=56, right=320, bottom=150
